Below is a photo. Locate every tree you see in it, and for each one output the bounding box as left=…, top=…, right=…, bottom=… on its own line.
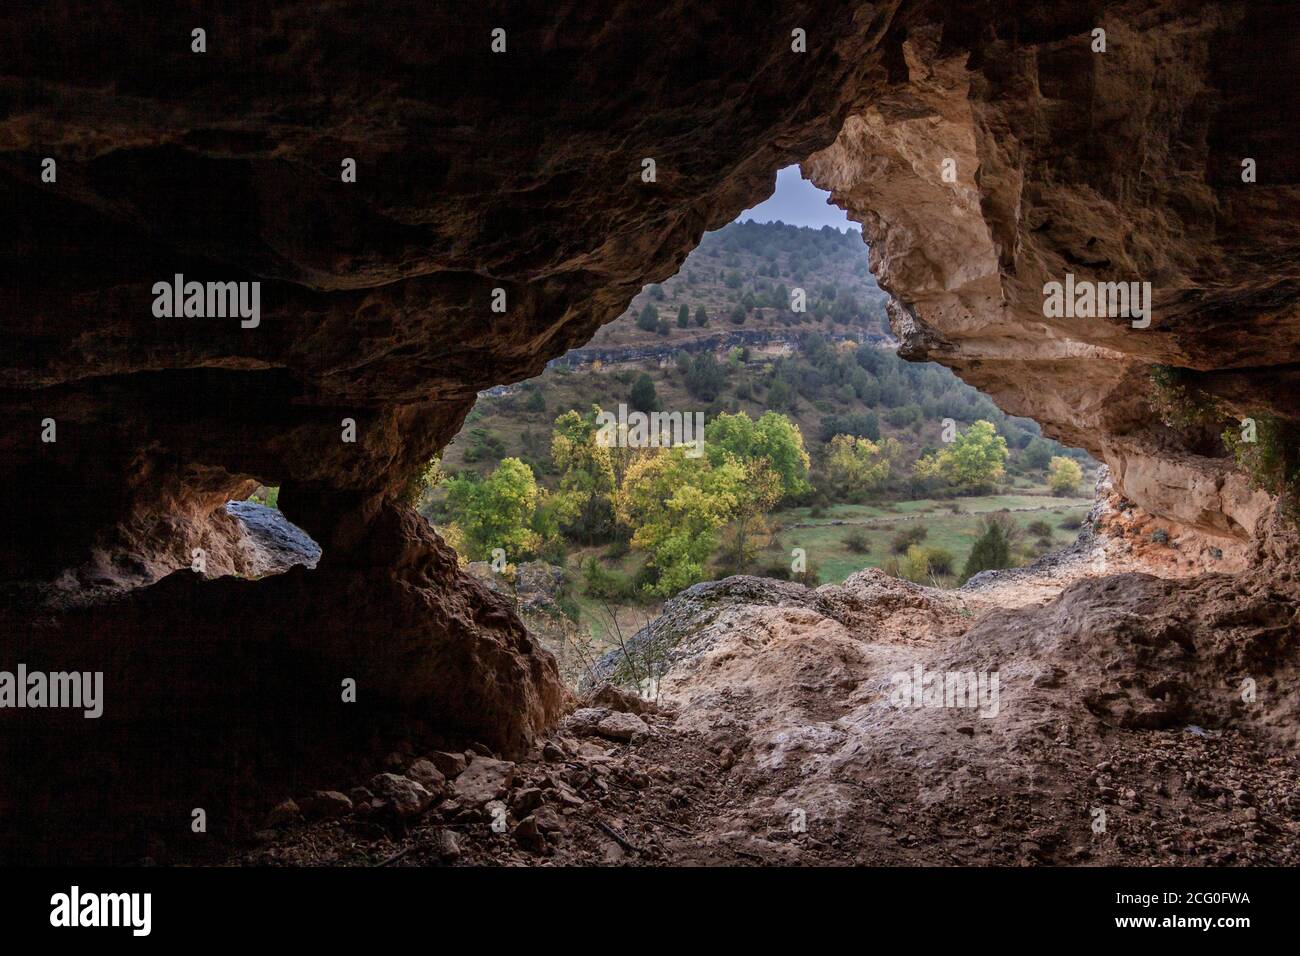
left=629, top=373, right=659, bottom=412
left=766, top=377, right=795, bottom=411
left=961, top=513, right=1021, bottom=580
left=636, top=303, right=659, bottom=332
left=704, top=411, right=812, bottom=499
left=524, top=388, right=546, bottom=413
left=694, top=306, right=709, bottom=327
left=677, top=303, right=690, bottom=328
left=913, top=420, right=1008, bottom=492
left=1048, top=456, right=1084, bottom=495
left=719, top=458, right=783, bottom=571
left=1023, top=436, right=1054, bottom=471
left=684, top=353, right=725, bottom=401
left=825, top=434, right=900, bottom=501
left=550, top=407, right=616, bottom=543
left=614, top=447, right=745, bottom=595
left=444, top=458, right=542, bottom=560
left=729, top=304, right=747, bottom=325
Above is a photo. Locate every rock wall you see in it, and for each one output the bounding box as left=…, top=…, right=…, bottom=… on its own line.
left=803, top=0, right=1300, bottom=540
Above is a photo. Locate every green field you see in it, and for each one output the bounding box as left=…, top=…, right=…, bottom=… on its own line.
left=771, top=490, right=1093, bottom=585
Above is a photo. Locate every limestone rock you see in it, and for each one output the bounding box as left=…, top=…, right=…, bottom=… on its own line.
left=452, top=757, right=517, bottom=806
left=369, top=773, right=434, bottom=819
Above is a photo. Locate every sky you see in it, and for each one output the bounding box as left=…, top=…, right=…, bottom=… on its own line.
left=735, top=165, right=860, bottom=231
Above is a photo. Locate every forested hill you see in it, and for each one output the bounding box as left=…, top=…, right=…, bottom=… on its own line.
left=580, top=219, right=892, bottom=354
left=445, top=220, right=1088, bottom=486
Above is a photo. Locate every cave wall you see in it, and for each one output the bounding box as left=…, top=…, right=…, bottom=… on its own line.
left=804, top=0, right=1300, bottom=540
left=1, top=2, right=907, bottom=857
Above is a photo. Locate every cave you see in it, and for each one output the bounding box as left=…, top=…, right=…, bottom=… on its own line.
left=1, top=1, right=1299, bottom=870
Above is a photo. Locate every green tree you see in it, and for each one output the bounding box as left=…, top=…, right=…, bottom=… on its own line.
left=629, top=373, right=659, bottom=412
left=1048, top=456, right=1083, bottom=495
left=914, top=420, right=1008, bottom=492
left=636, top=303, right=659, bottom=332
left=615, top=447, right=745, bottom=595
left=825, top=434, right=900, bottom=501
left=444, top=458, right=542, bottom=560
left=704, top=411, right=812, bottom=499
left=677, top=303, right=690, bottom=328
left=684, top=353, right=725, bottom=401
left=550, top=407, right=617, bottom=543
left=961, top=513, right=1021, bottom=580
left=719, top=459, right=782, bottom=572
left=694, top=306, right=709, bottom=327
left=1023, top=436, right=1054, bottom=471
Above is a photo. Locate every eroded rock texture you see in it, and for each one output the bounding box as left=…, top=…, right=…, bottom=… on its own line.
left=803, top=0, right=1300, bottom=540
left=0, top=2, right=1297, bottom=861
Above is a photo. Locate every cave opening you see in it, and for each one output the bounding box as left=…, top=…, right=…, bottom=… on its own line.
left=423, top=165, right=1111, bottom=693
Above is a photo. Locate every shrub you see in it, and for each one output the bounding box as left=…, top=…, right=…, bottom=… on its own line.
left=628, top=373, right=659, bottom=412
left=961, top=513, right=1022, bottom=580
left=1026, top=520, right=1054, bottom=538
left=890, top=524, right=928, bottom=554
left=1048, top=456, right=1084, bottom=495
left=1223, top=413, right=1300, bottom=523
left=635, top=303, right=659, bottom=332
left=844, top=529, right=871, bottom=554
left=581, top=557, right=635, bottom=601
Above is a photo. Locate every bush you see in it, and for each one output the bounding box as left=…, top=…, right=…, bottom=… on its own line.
left=636, top=303, right=659, bottom=332
left=1026, top=520, right=1053, bottom=538
left=844, top=529, right=871, bottom=554
left=1058, top=515, right=1083, bottom=530
left=926, top=547, right=955, bottom=575
left=629, top=373, right=659, bottom=412
left=581, top=557, right=635, bottom=601
left=890, top=524, right=928, bottom=554
left=961, top=513, right=1021, bottom=580
left=1048, top=456, right=1084, bottom=495
left=684, top=353, right=725, bottom=401
left=1223, top=414, right=1300, bottom=523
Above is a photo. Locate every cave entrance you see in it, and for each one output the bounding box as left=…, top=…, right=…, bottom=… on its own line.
left=422, top=165, right=1098, bottom=690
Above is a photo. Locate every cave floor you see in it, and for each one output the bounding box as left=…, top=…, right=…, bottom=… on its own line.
left=229, top=489, right=1300, bottom=868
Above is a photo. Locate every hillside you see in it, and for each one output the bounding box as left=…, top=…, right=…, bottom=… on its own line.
left=441, top=220, right=1088, bottom=489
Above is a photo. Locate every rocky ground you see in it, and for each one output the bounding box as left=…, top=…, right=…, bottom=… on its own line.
left=228, top=480, right=1300, bottom=867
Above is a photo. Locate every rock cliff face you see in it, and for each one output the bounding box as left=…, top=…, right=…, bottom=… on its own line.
left=803, top=0, right=1300, bottom=540
left=1, top=2, right=1297, bottom=861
